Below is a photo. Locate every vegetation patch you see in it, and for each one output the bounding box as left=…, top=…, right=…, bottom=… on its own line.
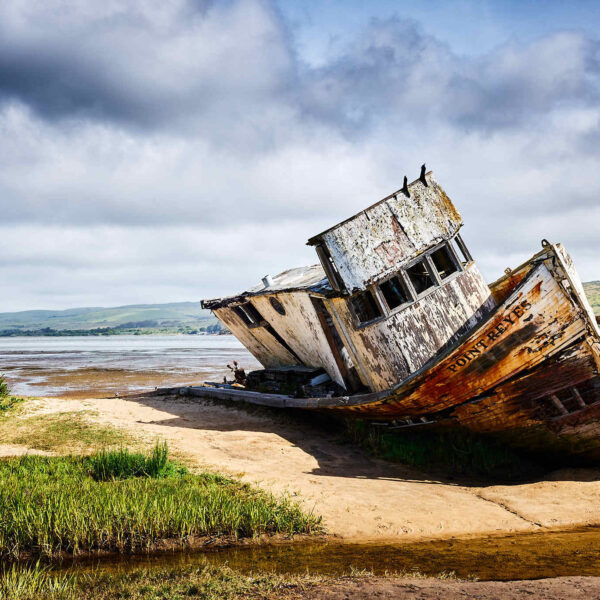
left=0, top=444, right=321, bottom=561
left=583, top=280, right=600, bottom=316
left=88, top=442, right=186, bottom=481
left=0, top=561, right=469, bottom=600
left=345, top=420, right=543, bottom=480
left=0, top=563, right=328, bottom=600
left=0, top=376, right=23, bottom=414
left=0, top=411, right=131, bottom=454
left=0, top=562, right=76, bottom=600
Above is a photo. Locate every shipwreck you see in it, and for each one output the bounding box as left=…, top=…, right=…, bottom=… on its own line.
left=199, top=166, right=600, bottom=460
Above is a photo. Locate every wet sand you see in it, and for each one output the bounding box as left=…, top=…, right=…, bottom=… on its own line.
left=16, top=393, right=600, bottom=543
left=292, top=576, right=600, bottom=599
left=0, top=334, right=259, bottom=398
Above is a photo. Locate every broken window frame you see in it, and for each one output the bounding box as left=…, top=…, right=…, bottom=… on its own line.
left=348, top=236, right=472, bottom=326
left=348, top=287, right=385, bottom=327
left=405, top=256, right=437, bottom=297
left=429, top=242, right=461, bottom=282
left=315, top=244, right=345, bottom=292
left=452, top=233, right=473, bottom=267
left=233, top=301, right=265, bottom=329
left=376, top=271, right=414, bottom=314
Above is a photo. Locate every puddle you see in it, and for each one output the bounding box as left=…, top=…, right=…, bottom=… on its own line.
left=51, top=526, right=600, bottom=581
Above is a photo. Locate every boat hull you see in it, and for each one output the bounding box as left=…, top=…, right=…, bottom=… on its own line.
left=184, top=244, right=600, bottom=459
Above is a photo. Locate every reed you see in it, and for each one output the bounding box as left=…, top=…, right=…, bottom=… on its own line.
left=88, top=442, right=185, bottom=480
left=0, top=563, right=326, bottom=600
left=0, top=446, right=321, bottom=560
left=0, top=375, right=8, bottom=398
left=0, top=562, right=76, bottom=600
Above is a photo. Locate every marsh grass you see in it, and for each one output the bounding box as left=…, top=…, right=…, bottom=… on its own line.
left=345, top=420, right=543, bottom=480
left=0, top=376, right=9, bottom=398
left=0, top=562, right=473, bottom=600
left=0, top=376, right=23, bottom=414
left=0, top=563, right=327, bottom=600
left=88, top=442, right=186, bottom=480
left=0, top=563, right=76, bottom=600
left=0, top=445, right=321, bottom=560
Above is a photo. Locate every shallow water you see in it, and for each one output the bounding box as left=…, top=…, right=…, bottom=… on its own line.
left=0, top=335, right=259, bottom=397
left=54, top=526, right=600, bottom=581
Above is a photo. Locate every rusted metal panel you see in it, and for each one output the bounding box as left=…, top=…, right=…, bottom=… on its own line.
left=313, top=173, right=463, bottom=292
left=326, top=264, right=495, bottom=391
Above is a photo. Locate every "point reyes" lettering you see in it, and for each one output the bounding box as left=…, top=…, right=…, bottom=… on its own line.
left=446, top=299, right=532, bottom=373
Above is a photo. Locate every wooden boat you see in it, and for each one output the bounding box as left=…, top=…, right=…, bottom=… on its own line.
left=197, top=169, right=600, bottom=460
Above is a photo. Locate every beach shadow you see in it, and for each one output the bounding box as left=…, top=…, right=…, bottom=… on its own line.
left=122, top=390, right=600, bottom=488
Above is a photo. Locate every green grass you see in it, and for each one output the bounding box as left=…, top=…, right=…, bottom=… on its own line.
left=0, top=376, right=23, bottom=414
left=0, top=445, right=321, bottom=560
left=0, top=561, right=468, bottom=600
left=76, top=565, right=317, bottom=600
left=0, top=563, right=327, bottom=600
left=88, top=442, right=186, bottom=481
left=0, top=412, right=131, bottom=454
left=0, top=562, right=76, bottom=600
left=584, top=281, right=600, bottom=316
left=344, top=421, right=542, bottom=480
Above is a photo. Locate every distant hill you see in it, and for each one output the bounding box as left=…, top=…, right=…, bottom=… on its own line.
left=584, top=281, right=600, bottom=316
left=1, top=281, right=597, bottom=337
left=0, top=302, right=220, bottom=336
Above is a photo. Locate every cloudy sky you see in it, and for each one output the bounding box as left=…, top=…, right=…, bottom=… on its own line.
left=1, top=0, right=599, bottom=312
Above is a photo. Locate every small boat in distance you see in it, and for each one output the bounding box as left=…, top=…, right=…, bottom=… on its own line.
left=198, top=167, right=600, bottom=461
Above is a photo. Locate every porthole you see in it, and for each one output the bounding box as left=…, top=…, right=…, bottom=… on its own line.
left=269, top=297, right=286, bottom=315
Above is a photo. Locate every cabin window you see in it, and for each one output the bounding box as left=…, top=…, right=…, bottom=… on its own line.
left=269, top=297, right=286, bottom=316
left=453, top=234, right=473, bottom=266
left=430, top=245, right=459, bottom=280
left=233, top=302, right=264, bottom=327
left=350, top=290, right=382, bottom=324
left=406, top=259, right=435, bottom=295
left=379, top=275, right=411, bottom=310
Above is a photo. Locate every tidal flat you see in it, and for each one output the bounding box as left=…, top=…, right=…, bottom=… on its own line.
left=1, top=336, right=600, bottom=598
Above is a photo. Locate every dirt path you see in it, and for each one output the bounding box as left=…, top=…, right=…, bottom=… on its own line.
left=21, top=394, right=600, bottom=541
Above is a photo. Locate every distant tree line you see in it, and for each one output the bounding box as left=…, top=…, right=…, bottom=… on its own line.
left=0, top=322, right=230, bottom=337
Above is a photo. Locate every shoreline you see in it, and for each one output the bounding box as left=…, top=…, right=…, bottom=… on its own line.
left=5, top=394, right=600, bottom=543
left=2, top=391, right=600, bottom=595
left=8, top=524, right=600, bottom=583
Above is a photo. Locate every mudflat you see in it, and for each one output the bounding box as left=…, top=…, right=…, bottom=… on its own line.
left=12, top=393, right=600, bottom=542
left=292, top=576, right=600, bottom=599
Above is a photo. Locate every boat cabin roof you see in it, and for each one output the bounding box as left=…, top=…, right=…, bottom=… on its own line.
left=306, top=171, right=464, bottom=292
left=201, top=264, right=333, bottom=310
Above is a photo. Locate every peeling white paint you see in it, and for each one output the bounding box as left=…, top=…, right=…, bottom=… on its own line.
left=251, top=292, right=345, bottom=386
left=327, top=264, right=495, bottom=391
left=207, top=173, right=496, bottom=394
left=317, top=174, right=462, bottom=291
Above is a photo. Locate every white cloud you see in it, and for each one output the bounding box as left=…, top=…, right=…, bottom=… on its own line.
left=0, top=1, right=599, bottom=311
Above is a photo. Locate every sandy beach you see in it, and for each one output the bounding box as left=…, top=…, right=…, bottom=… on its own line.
left=9, top=392, right=600, bottom=543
